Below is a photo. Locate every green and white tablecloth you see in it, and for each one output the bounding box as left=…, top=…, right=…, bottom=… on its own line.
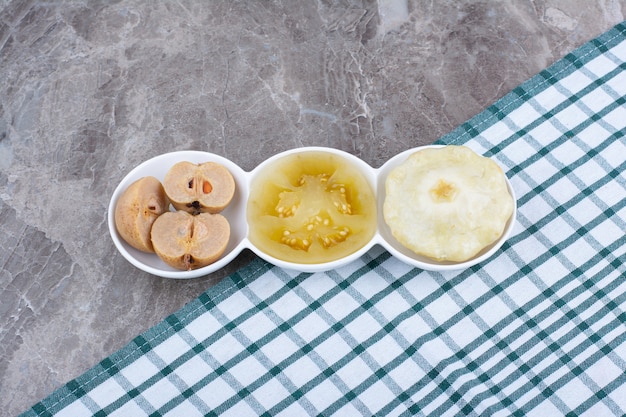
left=23, top=22, right=626, bottom=417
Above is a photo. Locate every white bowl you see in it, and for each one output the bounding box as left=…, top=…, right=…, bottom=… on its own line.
left=107, top=151, right=249, bottom=279
left=108, top=146, right=517, bottom=278
left=245, top=147, right=379, bottom=273
left=374, top=146, right=517, bottom=272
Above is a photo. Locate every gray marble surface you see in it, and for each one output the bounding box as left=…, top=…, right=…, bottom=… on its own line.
left=1, top=0, right=624, bottom=415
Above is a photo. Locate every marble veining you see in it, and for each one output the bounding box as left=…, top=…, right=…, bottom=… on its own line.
left=1, top=0, right=624, bottom=414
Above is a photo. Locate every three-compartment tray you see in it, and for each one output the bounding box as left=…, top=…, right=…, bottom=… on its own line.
left=107, top=146, right=517, bottom=279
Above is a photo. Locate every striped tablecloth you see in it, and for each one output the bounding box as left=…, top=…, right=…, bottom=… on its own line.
left=23, top=22, right=626, bottom=417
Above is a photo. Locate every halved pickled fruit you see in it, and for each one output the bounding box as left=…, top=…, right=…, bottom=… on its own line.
left=163, top=161, right=235, bottom=214
left=114, top=176, right=170, bottom=253
left=151, top=211, right=230, bottom=270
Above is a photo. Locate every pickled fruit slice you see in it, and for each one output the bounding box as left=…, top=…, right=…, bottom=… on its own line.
left=163, top=161, right=235, bottom=214
left=383, top=145, right=514, bottom=262
left=275, top=175, right=354, bottom=251
left=247, top=151, right=377, bottom=264
left=114, top=176, right=170, bottom=253
left=151, top=211, right=230, bottom=270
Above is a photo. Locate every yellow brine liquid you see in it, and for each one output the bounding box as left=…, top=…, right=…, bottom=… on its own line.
left=247, top=151, right=377, bottom=264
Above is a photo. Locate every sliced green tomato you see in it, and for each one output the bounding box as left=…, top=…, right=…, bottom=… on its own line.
left=247, top=152, right=377, bottom=264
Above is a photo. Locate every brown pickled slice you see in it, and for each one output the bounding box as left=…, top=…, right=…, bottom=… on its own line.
left=163, top=161, right=235, bottom=214
left=114, top=176, right=169, bottom=253
left=150, top=211, right=230, bottom=270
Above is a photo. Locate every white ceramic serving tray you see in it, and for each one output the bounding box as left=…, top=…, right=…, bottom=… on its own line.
left=108, top=147, right=517, bottom=279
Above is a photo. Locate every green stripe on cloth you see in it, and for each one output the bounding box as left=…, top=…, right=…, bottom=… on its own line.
left=22, top=21, right=626, bottom=417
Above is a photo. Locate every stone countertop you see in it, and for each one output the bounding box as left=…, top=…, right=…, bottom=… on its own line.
left=1, top=1, right=623, bottom=415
